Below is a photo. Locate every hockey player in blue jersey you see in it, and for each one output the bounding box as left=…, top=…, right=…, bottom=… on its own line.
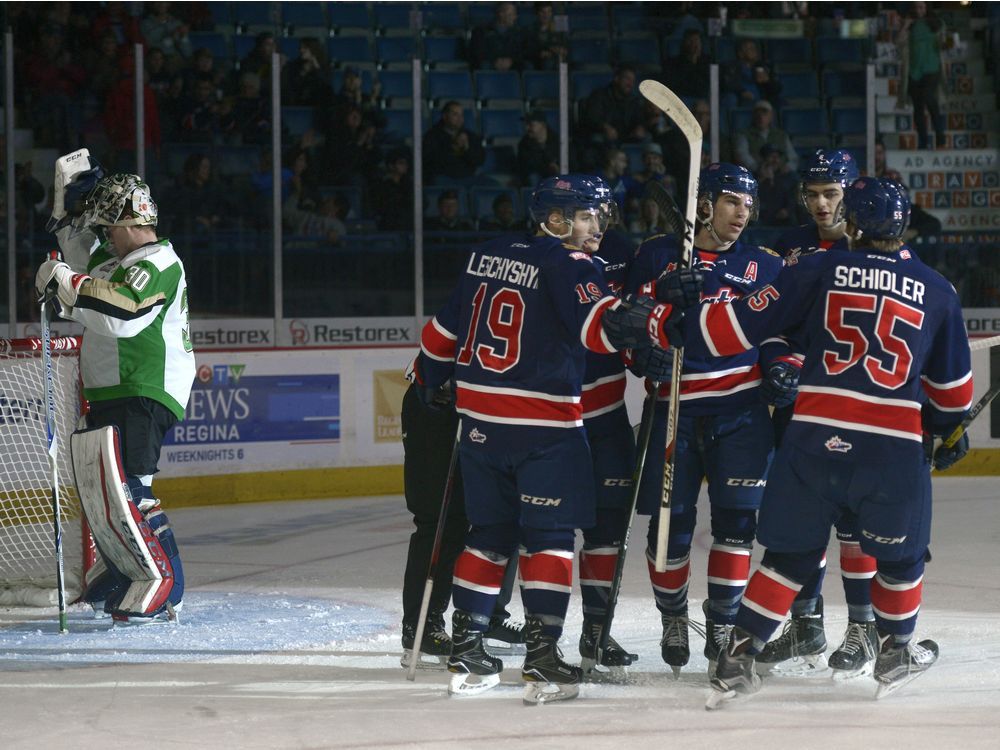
left=625, top=163, right=787, bottom=676
left=757, top=148, right=886, bottom=678
left=412, top=174, right=702, bottom=703
left=690, top=178, right=973, bottom=708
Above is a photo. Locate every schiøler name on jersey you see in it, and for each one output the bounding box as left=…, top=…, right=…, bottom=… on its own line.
left=466, top=253, right=540, bottom=289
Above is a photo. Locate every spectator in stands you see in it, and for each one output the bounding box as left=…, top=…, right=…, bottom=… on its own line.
left=526, top=1, right=568, bottom=70
left=221, top=71, right=272, bottom=146
left=423, top=101, right=486, bottom=184
left=426, top=190, right=474, bottom=231
left=92, top=1, right=143, bottom=49
left=628, top=195, right=667, bottom=237
left=84, top=30, right=126, bottom=103
left=22, top=24, right=85, bottom=148
left=369, top=148, right=414, bottom=231
left=184, top=47, right=226, bottom=95
left=516, top=109, right=560, bottom=186
left=471, top=2, right=527, bottom=71
left=103, top=57, right=162, bottom=165
left=632, top=142, right=678, bottom=197
left=663, top=29, right=711, bottom=100
left=284, top=38, right=334, bottom=108
left=141, top=2, right=192, bottom=69
left=899, top=1, right=947, bottom=149
left=239, top=32, right=278, bottom=93
left=283, top=186, right=347, bottom=246
left=170, top=153, right=229, bottom=232
left=480, top=193, right=521, bottom=231
left=755, top=143, right=797, bottom=226
left=733, top=99, right=798, bottom=173
left=178, top=78, right=223, bottom=142
left=146, top=47, right=184, bottom=141
left=722, top=39, right=780, bottom=111
left=599, top=147, right=640, bottom=220
left=336, top=67, right=383, bottom=128
left=578, top=66, right=648, bottom=171
left=248, top=150, right=293, bottom=224
left=321, top=103, right=380, bottom=186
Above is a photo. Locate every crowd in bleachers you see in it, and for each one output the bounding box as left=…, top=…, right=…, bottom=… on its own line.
left=7, top=0, right=906, bottom=243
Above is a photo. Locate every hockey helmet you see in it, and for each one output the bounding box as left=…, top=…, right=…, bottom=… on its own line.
left=843, top=177, right=910, bottom=241
left=530, top=174, right=610, bottom=239
left=590, top=175, right=620, bottom=227
left=85, top=173, right=158, bottom=228
left=698, top=162, right=758, bottom=222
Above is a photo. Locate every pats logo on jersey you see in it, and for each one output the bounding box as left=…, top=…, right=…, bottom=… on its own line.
left=468, top=427, right=487, bottom=444
left=824, top=434, right=852, bottom=453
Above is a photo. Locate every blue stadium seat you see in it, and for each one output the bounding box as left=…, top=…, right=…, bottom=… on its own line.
left=281, top=3, right=326, bottom=28
left=278, top=37, right=302, bottom=58
left=383, top=109, right=414, bottom=139
left=729, top=108, right=754, bottom=132
left=215, top=145, right=261, bottom=176
left=377, top=70, right=415, bottom=99
left=424, top=186, right=469, bottom=217
left=374, top=5, right=414, bottom=31
left=234, top=4, right=275, bottom=26
left=421, top=3, right=465, bottom=31
left=282, top=106, right=316, bottom=139
left=569, top=38, right=610, bottom=67
left=188, top=32, right=230, bottom=61
left=163, top=143, right=209, bottom=178
left=233, top=35, right=257, bottom=60
left=428, top=71, right=474, bottom=101
left=613, top=37, right=660, bottom=66
left=524, top=71, right=559, bottom=102
left=714, top=37, right=738, bottom=64
left=816, top=38, right=868, bottom=65
left=481, top=145, right=517, bottom=175
left=475, top=71, right=522, bottom=102
left=831, top=107, right=866, bottom=134
left=823, top=69, right=867, bottom=98
left=205, top=2, right=232, bottom=27
left=782, top=107, right=828, bottom=136
left=376, top=36, right=417, bottom=64
left=481, top=110, right=525, bottom=141
left=766, top=38, right=813, bottom=65
left=467, top=4, right=495, bottom=26
left=328, top=4, right=371, bottom=31
left=327, top=36, right=372, bottom=63
left=623, top=144, right=644, bottom=175
left=780, top=71, right=820, bottom=100
left=424, top=36, right=461, bottom=64
left=471, top=186, right=520, bottom=220
left=572, top=71, right=611, bottom=99
left=567, top=12, right=608, bottom=33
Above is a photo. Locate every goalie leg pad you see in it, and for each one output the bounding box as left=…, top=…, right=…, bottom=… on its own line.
left=128, top=478, right=185, bottom=606
left=70, top=426, right=174, bottom=617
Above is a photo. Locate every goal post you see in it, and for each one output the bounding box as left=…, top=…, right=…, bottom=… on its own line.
left=0, top=335, right=93, bottom=606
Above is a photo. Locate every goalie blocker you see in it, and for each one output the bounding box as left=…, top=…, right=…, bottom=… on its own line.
left=71, top=426, right=180, bottom=622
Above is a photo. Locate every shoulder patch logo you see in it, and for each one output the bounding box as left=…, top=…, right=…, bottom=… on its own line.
left=824, top=435, right=852, bottom=453
left=762, top=246, right=781, bottom=257
left=568, top=251, right=590, bottom=261
left=468, top=427, right=487, bottom=444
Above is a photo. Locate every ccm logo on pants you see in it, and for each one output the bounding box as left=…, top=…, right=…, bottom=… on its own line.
left=521, top=494, right=562, bottom=507
left=726, top=478, right=766, bottom=487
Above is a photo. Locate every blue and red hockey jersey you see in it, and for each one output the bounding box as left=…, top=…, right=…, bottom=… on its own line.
left=774, top=223, right=849, bottom=261
left=626, top=234, right=785, bottom=416
left=688, top=246, right=973, bottom=459
left=417, top=233, right=622, bottom=452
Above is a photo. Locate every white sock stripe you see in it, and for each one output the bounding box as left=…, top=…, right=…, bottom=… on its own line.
left=761, top=565, right=804, bottom=592
left=581, top=546, right=619, bottom=556
left=466, top=548, right=508, bottom=565
left=872, top=604, right=921, bottom=621
left=841, top=571, right=877, bottom=580
left=710, top=544, right=752, bottom=557
left=520, top=581, right=573, bottom=594
left=579, top=578, right=612, bottom=588
left=707, top=576, right=749, bottom=587
left=645, top=551, right=690, bottom=570
left=652, top=583, right=688, bottom=595
left=520, top=549, right=575, bottom=561
left=452, top=577, right=501, bottom=595
left=874, top=574, right=923, bottom=591
left=742, top=597, right=788, bottom=622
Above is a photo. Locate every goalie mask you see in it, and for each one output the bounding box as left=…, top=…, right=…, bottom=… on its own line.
left=85, top=173, right=158, bottom=228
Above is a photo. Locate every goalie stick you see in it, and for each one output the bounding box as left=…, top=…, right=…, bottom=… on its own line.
left=406, top=420, right=462, bottom=681
left=638, top=80, right=703, bottom=573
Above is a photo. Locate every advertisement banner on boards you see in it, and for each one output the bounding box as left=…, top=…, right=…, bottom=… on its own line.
left=373, top=369, right=408, bottom=443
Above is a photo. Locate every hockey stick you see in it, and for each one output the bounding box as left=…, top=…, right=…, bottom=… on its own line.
left=406, top=418, right=462, bottom=681
left=638, top=80, right=703, bottom=573
left=939, top=378, right=1000, bottom=451
left=970, top=334, right=1000, bottom=352
left=40, top=278, right=69, bottom=634
left=597, top=385, right=658, bottom=662
left=642, top=180, right=686, bottom=241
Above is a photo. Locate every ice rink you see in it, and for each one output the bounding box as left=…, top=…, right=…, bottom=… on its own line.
left=2, top=477, right=999, bottom=750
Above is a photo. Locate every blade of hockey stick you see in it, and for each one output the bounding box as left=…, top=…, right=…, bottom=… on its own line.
left=639, top=80, right=703, bottom=573
left=642, top=180, right=687, bottom=240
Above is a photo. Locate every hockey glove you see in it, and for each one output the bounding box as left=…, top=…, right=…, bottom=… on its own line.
left=415, top=381, right=456, bottom=412
left=627, top=345, right=674, bottom=382
left=760, top=360, right=801, bottom=408
left=602, top=295, right=681, bottom=350
left=655, top=268, right=704, bottom=310
left=35, top=259, right=90, bottom=307
left=48, top=156, right=106, bottom=232
left=933, top=431, right=969, bottom=471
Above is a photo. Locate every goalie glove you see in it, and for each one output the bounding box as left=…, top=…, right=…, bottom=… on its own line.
left=760, top=359, right=802, bottom=408
left=35, top=259, right=90, bottom=307
left=602, top=295, right=683, bottom=350
left=47, top=150, right=106, bottom=232
left=655, top=268, right=704, bottom=310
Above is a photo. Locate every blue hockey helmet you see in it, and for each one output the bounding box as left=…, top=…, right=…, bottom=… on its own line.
left=698, top=162, right=758, bottom=221
left=799, top=149, right=860, bottom=188
left=843, top=177, right=911, bottom=241
left=529, top=174, right=609, bottom=238
left=590, top=174, right=620, bottom=226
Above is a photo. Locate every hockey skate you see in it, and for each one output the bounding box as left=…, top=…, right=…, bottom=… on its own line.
left=660, top=610, right=706, bottom=678
left=522, top=616, right=583, bottom=705
left=829, top=620, right=878, bottom=681
left=111, top=601, right=180, bottom=626
left=756, top=597, right=827, bottom=676
left=400, top=612, right=451, bottom=671
left=578, top=616, right=638, bottom=683
left=484, top=615, right=527, bottom=656
left=705, top=628, right=762, bottom=710
left=447, top=610, right=504, bottom=696
left=873, top=634, right=938, bottom=699
left=703, top=600, right=735, bottom=675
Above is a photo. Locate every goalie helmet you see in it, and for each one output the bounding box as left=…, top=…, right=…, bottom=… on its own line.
left=799, top=149, right=859, bottom=188
left=529, top=174, right=609, bottom=239
left=843, top=177, right=910, bottom=240
left=698, top=162, right=758, bottom=221
left=85, top=173, right=158, bottom=228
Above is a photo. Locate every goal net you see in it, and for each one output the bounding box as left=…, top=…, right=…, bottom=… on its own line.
left=0, top=336, right=93, bottom=606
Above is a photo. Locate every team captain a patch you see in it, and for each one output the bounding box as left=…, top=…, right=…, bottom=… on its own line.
left=825, top=435, right=852, bottom=453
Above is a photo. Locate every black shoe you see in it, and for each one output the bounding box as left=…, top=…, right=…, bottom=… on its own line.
left=757, top=597, right=827, bottom=673
left=484, top=616, right=527, bottom=654
left=401, top=612, right=452, bottom=656
left=578, top=616, right=637, bottom=679
left=660, top=610, right=692, bottom=673
left=829, top=620, right=878, bottom=679
left=706, top=627, right=762, bottom=710
left=522, top=616, right=582, bottom=704
left=703, top=600, right=734, bottom=673
left=873, top=634, right=938, bottom=699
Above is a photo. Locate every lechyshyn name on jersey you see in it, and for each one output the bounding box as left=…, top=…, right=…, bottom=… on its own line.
left=466, top=253, right=540, bottom=289
left=833, top=265, right=926, bottom=304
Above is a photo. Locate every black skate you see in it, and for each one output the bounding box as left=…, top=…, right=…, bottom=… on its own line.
left=447, top=610, right=503, bottom=696
left=522, top=616, right=583, bottom=705
left=660, top=610, right=705, bottom=678
left=757, top=597, right=827, bottom=675
left=400, top=612, right=451, bottom=671
left=703, top=600, right=735, bottom=675
left=578, top=616, right=638, bottom=682
left=705, top=627, right=762, bottom=710
left=484, top=616, right=527, bottom=656
left=829, top=620, right=878, bottom=681
left=873, top=634, right=938, bottom=699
